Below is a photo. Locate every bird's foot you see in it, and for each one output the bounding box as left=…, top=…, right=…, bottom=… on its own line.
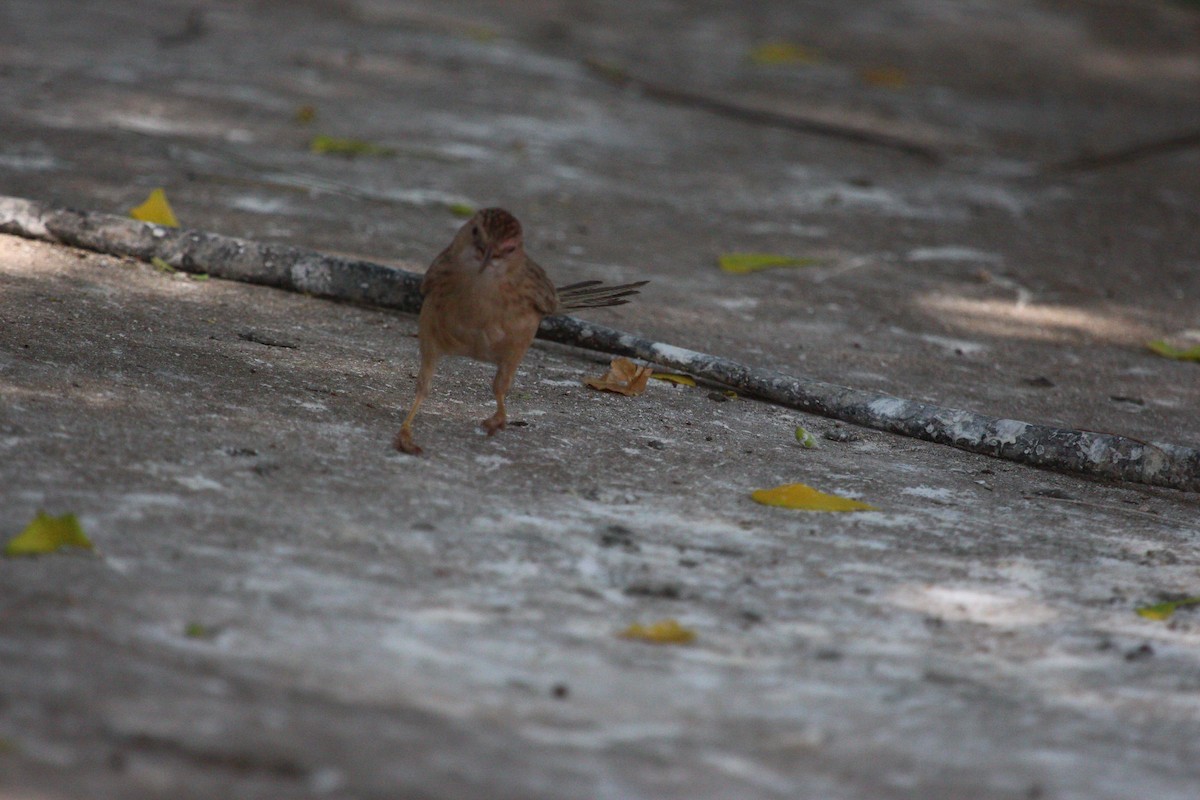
left=481, top=414, right=507, bottom=436
left=393, top=428, right=423, bottom=455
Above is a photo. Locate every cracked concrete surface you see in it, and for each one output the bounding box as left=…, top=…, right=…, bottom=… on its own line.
left=2, top=1, right=1199, bottom=798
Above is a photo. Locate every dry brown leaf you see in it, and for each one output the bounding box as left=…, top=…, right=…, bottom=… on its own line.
left=584, top=358, right=652, bottom=396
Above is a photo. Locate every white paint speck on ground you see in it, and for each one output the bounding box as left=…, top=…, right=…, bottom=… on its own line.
left=920, top=334, right=987, bottom=355
left=229, top=195, right=292, bottom=214
left=901, top=485, right=958, bottom=502
left=906, top=246, right=1004, bottom=263
left=712, top=297, right=760, bottom=311
left=173, top=475, right=224, bottom=491
left=888, top=585, right=1058, bottom=627
left=473, top=454, right=511, bottom=471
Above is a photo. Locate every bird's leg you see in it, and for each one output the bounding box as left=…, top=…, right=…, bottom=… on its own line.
left=481, top=356, right=521, bottom=435
left=394, top=350, right=438, bottom=455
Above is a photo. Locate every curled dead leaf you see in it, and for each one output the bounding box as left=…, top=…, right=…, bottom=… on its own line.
left=584, top=358, right=652, bottom=396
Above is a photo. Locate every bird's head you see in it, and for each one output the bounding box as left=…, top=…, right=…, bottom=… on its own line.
left=455, top=207, right=524, bottom=274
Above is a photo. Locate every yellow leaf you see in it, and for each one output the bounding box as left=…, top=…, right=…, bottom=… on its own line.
left=751, top=483, right=876, bottom=512
left=861, top=66, right=909, bottom=89
left=749, top=41, right=821, bottom=66
left=1147, top=339, right=1200, bottom=362
left=584, top=357, right=652, bottom=396
left=309, top=135, right=395, bottom=157
left=4, top=511, right=93, bottom=557
left=1137, top=597, right=1200, bottom=621
left=718, top=253, right=821, bottom=274
left=619, top=619, right=696, bottom=645
left=129, top=188, right=180, bottom=227
left=651, top=373, right=696, bottom=387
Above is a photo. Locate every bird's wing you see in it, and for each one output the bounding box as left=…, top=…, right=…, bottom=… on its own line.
left=523, top=257, right=560, bottom=315
left=420, top=248, right=455, bottom=296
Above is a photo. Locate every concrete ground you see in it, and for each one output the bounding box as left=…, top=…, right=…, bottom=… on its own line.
left=2, top=1, right=1199, bottom=798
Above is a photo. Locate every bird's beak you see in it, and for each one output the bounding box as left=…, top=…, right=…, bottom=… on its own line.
left=478, top=243, right=493, bottom=273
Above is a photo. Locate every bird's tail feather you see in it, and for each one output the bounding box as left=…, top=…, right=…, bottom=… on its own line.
left=556, top=280, right=649, bottom=311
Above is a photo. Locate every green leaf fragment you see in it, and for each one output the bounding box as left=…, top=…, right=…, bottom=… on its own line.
left=1147, top=339, right=1200, bottom=362
left=718, top=253, right=822, bottom=274
left=150, top=256, right=177, bottom=274
left=795, top=426, right=817, bottom=448
left=448, top=202, right=476, bottom=218
left=1136, top=597, right=1200, bottom=621
left=184, top=622, right=215, bottom=639
left=309, top=135, right=395, bottom=158
left=5, top=511, right=93, bottom=557
left=188, top=273, right=210, bottom=281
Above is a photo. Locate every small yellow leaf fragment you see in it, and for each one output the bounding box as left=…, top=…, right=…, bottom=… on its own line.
left=130, top=188, right=180, bottom=227
left=619, top=619, right=696, bottom=645
left=1147, top=339, right=1200, bottom=362
left=465, top=25, right=498, bottom=42
left=1136, top=597, right=1200, bottom=621
left=584, top=358, right=652, bottom=396
left=749, top=41, right=821, bottom=66
left=448, top=202, right=476, bottom=218
left=150, top=256, right=177, bottom=274
left=861, top=65, right=909, bottom=89
left=651, top=373, right=696, bottom=388
left=4, top=511, right=93, bottom=557
left=751, top=483, right=876, bottom=512
left=718, top=253, right=821, bottom=274
left=309, top=134, right=395, bottom=157
left=795, top=427, right=817, bottom=448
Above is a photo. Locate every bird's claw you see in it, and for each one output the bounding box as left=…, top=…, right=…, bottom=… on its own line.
left=393, top=428, right=423, bottom=455
left=481, top=416, right=507, bottom=436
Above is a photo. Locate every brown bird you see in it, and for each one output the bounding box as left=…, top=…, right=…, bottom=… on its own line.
left=394, top=208, right=646, bottom=455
